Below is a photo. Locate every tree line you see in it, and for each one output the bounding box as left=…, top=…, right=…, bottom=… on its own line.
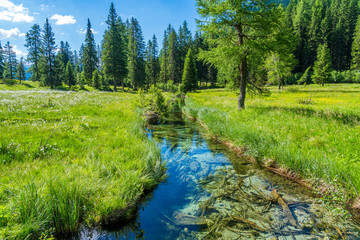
left=0, top=2, right=215, bottom=92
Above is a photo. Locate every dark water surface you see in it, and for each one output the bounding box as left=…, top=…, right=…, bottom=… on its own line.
left=80, top=110, right=359, bottom=239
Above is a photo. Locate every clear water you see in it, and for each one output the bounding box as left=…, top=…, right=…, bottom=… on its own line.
left=80, top=110, right=359, bottom=239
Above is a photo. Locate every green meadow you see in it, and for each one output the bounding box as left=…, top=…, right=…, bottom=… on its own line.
left=184, top=84, right=360, bottom=198
left=0, top=84, right=165, bottom=239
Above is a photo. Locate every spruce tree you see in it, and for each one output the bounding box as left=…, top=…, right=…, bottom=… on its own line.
left=182, top=48, right=197, bottom=93
left=178, top=21, right=192, bottom=78
left=25, top=24, right=42, bottom=81
left=92, top=70, right=101, bottom=89
left=159, top=28, right=169, bottom=83
left=312, top=43, right=332, bottom=86
left=40, top=18, right=57, bottom=88
left=127, top=17, right=145, bottom=90
left=351, top=16, right=360, bottom=70
left=64, top=61, right=76, bottom=88
left=197, top=0, right=288, bottom=109
left=0, top=41, right=5, bottom=79
left=167, top=27, right=180, bottom=84
left=82, top=19, right=98, bottom=84
left=100, top=72, right=109, bottom=90
left=16, top=57, right=26, bottom=83
left=145, top=34, right=160, bottom=87
left=3, top=41, right=17, bottom=79
left=102, top=2, right=127, bottom=91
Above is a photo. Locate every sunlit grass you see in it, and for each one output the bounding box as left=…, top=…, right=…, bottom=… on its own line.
left=0, top=88, right=165, bottom=239
left=184, top=84, right=360, bottom=196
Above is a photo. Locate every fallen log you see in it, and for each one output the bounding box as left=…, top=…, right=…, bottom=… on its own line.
left=271, top=189, right=298, bottom=228
left=230, top=216, right=267, bottom=232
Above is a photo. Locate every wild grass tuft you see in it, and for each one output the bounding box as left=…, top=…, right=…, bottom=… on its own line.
left=0, top=88, right=165, bottom=239
left=185, top=84, right=360, bottom=199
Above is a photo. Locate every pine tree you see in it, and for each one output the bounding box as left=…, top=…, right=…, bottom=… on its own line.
left=167, top=27, right=180, bottom=84
left=25, top=24, right=42, bottom=81
left=100, top=71, right=109, bottom=90
left=92, top=69, right=100, bottom=89
left=102, top=2, right=127, bottom=91
left=159, top=28, right=170, bottom=83
left=127, top=17, right=145, bottom=90
left=145, top=35, right=160, bottom=87
left=351, top=15, right=360, bottom=70
left=16, top=57, right=26, bottom=83
left=55, top=52, right=65, bottom=85
left=312, top=43, right=332, bottom=86
left=3, top=41, right=17, bottom=79
left=193, top=32, right=209, bottom=87
left=197, top=0, right=288, bottom=109
left=77, top=72, right=84, bottom=89
left=82, top=19, right=98, bottom=84
left=178, top=21, right=192, bottom=78
left=0, top=41, right=5, bottom=79
left=40, top=18, right=57, bottom=88
left=182, top=48, right=198, bottom=93
left=64, top=61, right=76, bottom=88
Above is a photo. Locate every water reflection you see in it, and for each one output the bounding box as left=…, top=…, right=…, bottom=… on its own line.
left=80, top=111, right=359, bottom=239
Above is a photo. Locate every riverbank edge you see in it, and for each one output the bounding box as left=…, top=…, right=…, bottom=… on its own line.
left=181, top=101, right=360, bottom=224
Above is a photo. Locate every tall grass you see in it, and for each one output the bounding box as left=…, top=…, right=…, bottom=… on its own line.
left=0, top=89, right=165, bottom=239
left=184, top=84, right=360, bottom=197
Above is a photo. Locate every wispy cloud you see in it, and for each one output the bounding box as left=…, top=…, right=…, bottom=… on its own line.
left=13, top=45, right=27, bottom=58
left=0, top=28, right=25, bottom=39
left=0, top=0, right=34, bottom=23
left=50, top=14, right=76, bottom=25
left=77, top=27, right=98, bottom=35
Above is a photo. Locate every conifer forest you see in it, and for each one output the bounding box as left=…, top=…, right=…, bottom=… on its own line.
left=1, top=0, right=360, bottom=239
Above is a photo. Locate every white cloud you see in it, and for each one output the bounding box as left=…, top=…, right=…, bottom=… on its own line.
left=0, top=0, right=34, bottom=23
left=50, top=14, right=76, bottom=25
left=40, top=4, right=48, bottom=11
left=0, top=28, right=25, bottom=39
left=13, top=45, right=27, bottom=58
left=77, top=27, right=98, bottom=35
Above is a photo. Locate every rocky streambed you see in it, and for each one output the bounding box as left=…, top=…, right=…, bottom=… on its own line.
left=80, top=110, right=359, bottom=239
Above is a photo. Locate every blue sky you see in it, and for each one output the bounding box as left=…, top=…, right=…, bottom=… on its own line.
left=0, top=0, right=199, bottom=59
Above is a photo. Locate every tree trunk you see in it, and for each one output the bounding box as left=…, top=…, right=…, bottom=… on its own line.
left=236, top=24, right=247, bottom=110
left=114, top=76, right=117, bottom=92
left=238, top=60, right=247, bottom=110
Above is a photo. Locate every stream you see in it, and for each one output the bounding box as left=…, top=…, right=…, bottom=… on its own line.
left=79, top=109, right=359, bottom=239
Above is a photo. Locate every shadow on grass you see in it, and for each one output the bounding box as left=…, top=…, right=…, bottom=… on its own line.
left=251, top=105, right=360, bottom=125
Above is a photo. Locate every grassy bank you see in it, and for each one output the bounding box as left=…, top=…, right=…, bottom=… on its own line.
left=0, top=88, right=165, bottom=239
left=184, top=84, right=360, bottom=202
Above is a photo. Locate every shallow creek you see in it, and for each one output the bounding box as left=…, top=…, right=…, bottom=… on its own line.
left=80, top=110, right=359, bottom=239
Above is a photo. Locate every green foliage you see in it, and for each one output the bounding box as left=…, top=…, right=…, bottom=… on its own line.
left=196, top=0, right=293, bottom=109
left=92, top=70, right=100, bottom=89
left=40, top=19, right=57, bottom=88
left=312, top=43, right=332, bottom=86
left=139, top=86, right=169, bottom=120
left=0, top=42, right=4, bottom=78
left=297, top=66, right=312, bottom=84
left=182, top=48, right=198, bottom=93
left=2, top=41, right=17, bottom=79
left=25, top=24, right=42, bottom=81
left=351, top=15, right=360, bottom=70
left=64, top=62, right=76, bottom=88
left=184, top=84, right=360, bottom=206
left=102, top=3, right=127, bottom=91
left=0, top=90, right=165, bottom=239
left=127, top=17, right=146, bottom=90
left=287, top=0, right=359, bottom=72
left=82, top=19, right=98, bottom=83
left=145, top=35, right=160, bottom=87
left=77, top=72, right=84, bottom=90
left=16, top=57, right=26, bottom=82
